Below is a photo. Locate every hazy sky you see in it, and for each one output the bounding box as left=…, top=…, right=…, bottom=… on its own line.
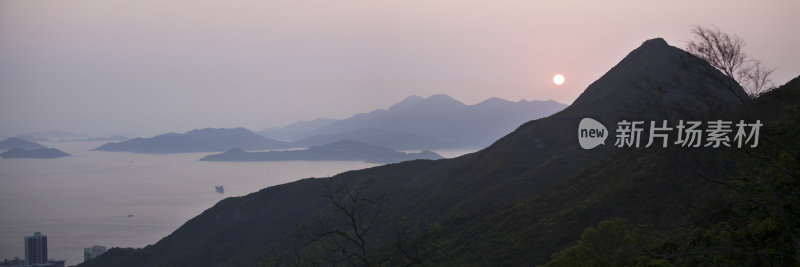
left=1, top=0, right=798, bottom=137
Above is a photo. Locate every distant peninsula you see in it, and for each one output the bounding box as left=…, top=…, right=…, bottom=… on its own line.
left=199, top=140, right=443, bottom=164
left=0, top=148, right=71, bottom=159
left=94, top=128, right=289, bottom=154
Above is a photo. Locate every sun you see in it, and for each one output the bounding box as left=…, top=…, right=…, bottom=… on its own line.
left=553, top=74, right=565, bottom=85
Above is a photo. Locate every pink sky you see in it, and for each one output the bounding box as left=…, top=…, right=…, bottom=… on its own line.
left=1, top=0, right=798, bottom=136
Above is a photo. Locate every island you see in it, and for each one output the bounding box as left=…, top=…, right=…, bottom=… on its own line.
left=199, top=140, right=443, bottom=164
left=0, top=148, right=71, bottom=159
left=0, top=137, right=47, bottom=150
left=94, top=128, right=288, bottom=153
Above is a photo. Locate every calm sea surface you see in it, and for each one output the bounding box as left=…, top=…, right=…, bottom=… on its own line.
left=0, top=141, right=475, bottom=265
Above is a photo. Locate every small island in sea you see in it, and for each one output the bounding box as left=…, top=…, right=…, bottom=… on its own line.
left=0, top=148, right=71, bottom=159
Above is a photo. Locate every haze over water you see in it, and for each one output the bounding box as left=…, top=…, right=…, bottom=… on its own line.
left=0, top=141, right=393, bottom=265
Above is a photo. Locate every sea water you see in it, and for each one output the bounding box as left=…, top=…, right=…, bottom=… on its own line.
left=0, top=141, right=476, bottom=265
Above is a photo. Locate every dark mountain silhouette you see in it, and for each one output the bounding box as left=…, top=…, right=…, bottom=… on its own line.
left=200, top=140, right=443, bottom=164
left=1, top=148, right=70, bottom=159
left=94, top=128, right=288, bottom=154
left=0, top=137, right=47, bottom=150
left=290, top=94, right=566, bottom=150
left=257, top=118, right=337, bottom=141
left=80, top=38, right=777, bottom=266
left=420, top=76, right=798, bottom=266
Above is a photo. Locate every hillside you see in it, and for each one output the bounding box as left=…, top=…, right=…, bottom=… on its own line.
left=94, top=127, right=289, bottom=154
left=419, top=77, right=799, bottom=265
left=80, top=38, right=789, bottom=266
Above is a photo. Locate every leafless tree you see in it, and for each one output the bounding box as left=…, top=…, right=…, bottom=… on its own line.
left=271, top=177, right=426, bottom=267
left=298, top=178, right=384, bottom=266
left=686, top=25, right=775, bottom=97
left=737, top=61, right=775, bottom=97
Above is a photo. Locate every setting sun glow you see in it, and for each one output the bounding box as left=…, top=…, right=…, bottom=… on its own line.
left=553, top=74, right=565, bottom=85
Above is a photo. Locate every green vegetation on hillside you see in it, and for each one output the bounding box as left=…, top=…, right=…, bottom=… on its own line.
left=544, top=102, right=800, bottom=266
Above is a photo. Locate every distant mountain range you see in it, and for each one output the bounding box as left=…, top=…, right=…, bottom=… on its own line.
left=94, top=95, right=565, bottom=154
left=80, top=38, right=800, bottom=266
left=257, top=118, right=338, bottom=141
left=94, top=128, right=288, bottom=153
left=0, top=148, right=71, bottom=159
left=266, top=95, right=566, bottom=150
left=200, top=140, right=443, bottom=164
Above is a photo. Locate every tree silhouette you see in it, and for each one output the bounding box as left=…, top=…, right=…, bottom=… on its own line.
left=686, top=25, right=774, bottom=97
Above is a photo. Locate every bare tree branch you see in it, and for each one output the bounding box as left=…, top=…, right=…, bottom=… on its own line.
left=686, top=25, right=775, bottom=98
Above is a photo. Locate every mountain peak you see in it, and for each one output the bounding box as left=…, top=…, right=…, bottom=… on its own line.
left=569, top=37, right=747, bottom=120
left=426, top=94, right=456, bottom=101
left=388, top=94, right=466, bottom=111
left=390, top=94, right=465, bottom=111
left=388, top=95, right=424, bottom=111
left=421, top=94, right=464, bottom=106
left=476, top=97, right=513, bottom=107
left=641, top=37, right=668, bottom=48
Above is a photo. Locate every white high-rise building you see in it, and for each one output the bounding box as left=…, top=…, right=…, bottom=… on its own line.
left=84, top=245, right=106, bottom=262
left=24, top=232, right=47, bottom=265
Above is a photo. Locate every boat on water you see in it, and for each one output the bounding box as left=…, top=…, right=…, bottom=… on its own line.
left=215, top=185, right=224, bottom=194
